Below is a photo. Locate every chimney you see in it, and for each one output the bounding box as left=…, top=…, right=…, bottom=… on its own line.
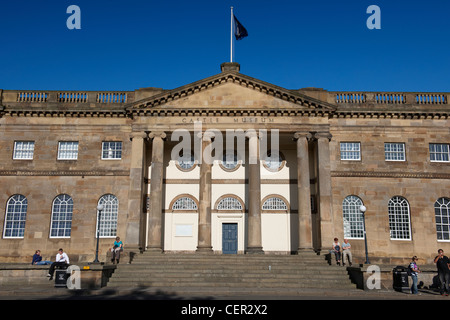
left=220, top=62, right=240, bottom=73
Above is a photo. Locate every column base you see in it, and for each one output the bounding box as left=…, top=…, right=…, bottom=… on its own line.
left=245, top=247, right=264, bottom=255
left=196, top=246, right=213, bottom=254
left=296, top=248, right=316, bottom=255
left=146, top=247, right=163, bottom=254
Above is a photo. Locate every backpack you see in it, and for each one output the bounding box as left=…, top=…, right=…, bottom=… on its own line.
left=406, top=262, right=413, bottom=276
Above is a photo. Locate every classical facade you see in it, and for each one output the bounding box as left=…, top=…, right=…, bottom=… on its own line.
left=0, top=62, right=449, bottom=264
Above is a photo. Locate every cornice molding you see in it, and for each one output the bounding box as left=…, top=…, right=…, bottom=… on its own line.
left=331, top=171, right=450, bottom=180
left=0, top=170, right=130, bottom=177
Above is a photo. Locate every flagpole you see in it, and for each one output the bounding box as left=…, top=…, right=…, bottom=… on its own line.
left=230, top=6, right=234, bottom=63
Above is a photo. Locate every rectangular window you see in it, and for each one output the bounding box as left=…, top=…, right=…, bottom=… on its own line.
left=57, top=141, right=79, bottom=160
left=340, top=142, right=361, bottom=161
left=430, top=143, right=450, bottom=162
left=13, top=141, right=35, bottom=160
left=384, top=143, right=406, bottom=161
left=102, top=142, right=122, bottom=160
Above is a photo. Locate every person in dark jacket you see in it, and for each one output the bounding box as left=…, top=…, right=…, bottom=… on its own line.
left=434, top=249, right=450, bottom=296
left=31, top=250, right=52, bottom=265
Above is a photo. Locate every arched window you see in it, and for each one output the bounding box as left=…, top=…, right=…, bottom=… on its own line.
left=343, top=195, right=364, bottom=239
left=216, top=196, right=243, bottom=211
left=435, top=197, right=450, bottom=241
left=388, top=196, right=411, bottom=240
left=3, top=195, right=27, bottom=238
left=262, top=197, right=288, bottom=211
left=171, top=196, right=198, bottom=211
left=97, top=194, right=119, bottom=238
left=262, top=151, right=285, bottom=172
left=50, top=194, right=73, bottom=238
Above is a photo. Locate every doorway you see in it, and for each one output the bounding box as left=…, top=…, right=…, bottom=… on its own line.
left=222, top=223, right=238, bottom=254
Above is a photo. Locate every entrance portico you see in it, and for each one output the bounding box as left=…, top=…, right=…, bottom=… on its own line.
left=126, top=63, right=337, bottom=254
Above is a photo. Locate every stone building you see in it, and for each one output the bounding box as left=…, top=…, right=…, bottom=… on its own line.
left=0, top=62, right=449, bottom=264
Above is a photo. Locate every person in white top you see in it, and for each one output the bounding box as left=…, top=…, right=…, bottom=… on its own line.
left=47, top=248, right=70, bottom=280
left=330, top=238, right=341, bottom=266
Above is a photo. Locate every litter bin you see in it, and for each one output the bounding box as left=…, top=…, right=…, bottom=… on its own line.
left=393, top=266, right=409, bottom=293
left=55, top=267, right=69, bottom=288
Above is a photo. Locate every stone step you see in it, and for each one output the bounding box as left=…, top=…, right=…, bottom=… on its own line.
left=106, top=280, right=355, bottom=289
left=113, top=263, right=343, bottom=270
left=110, top=272, right=350, bottom=280
left=112, top=267, right=349, bottom=275
left=105, top=252, right=356, bottom=292
left=100, top=286, right=358, bottom=297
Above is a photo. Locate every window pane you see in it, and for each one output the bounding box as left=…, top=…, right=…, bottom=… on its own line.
left=340, top=142, right=361, bottom=160
left=172, top=197, right=198, bottom=210
left=388, top=196, right=411, bottom=240
left=50, top=195, right=73, bottom=238
left=102, top=142, right=122, bottom=159
left=262, top=197, right=288, bottom=210
left=217, top=197, right=243, bottom=210
left=13, top=141, right=35, bottom=160
left=97, top=195, right=119, bottom=237
left=342, top=196, right=364, bottom=239
left=4, top=195, right=27, bottom=238
left=58, top=142, right=79, bottom=160
left=430, top=144, right=450, bottom=162
left=435, top=197, right=450, bottom=241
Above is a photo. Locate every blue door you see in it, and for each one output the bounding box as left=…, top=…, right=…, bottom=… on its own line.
left=222, top=223, right=238, bottom=254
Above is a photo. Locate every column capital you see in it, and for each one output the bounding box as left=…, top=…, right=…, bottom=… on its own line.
left=293, top=131, right=313, bottom=141
left=129, top=131, right=148, bottom=140
left=314, top=132, right=333, bottom=141
left=148, top=131, right=166, bottom=140
left=245, top=130, right=259, bottom=139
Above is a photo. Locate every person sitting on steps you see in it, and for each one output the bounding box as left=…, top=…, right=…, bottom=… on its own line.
left=111, top=236, right=123, bottom=264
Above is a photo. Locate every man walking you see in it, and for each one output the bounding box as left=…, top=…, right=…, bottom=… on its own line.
left=434, top=249, right=450, bottom=296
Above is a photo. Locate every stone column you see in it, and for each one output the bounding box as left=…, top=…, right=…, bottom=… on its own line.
left=126, top=132, right=148, bottom=251
left=246, top=131, right=264, bottom=254
left=147, top=131, right=166, bottom=252
left=294, top=131, right=314, bottom=252
left=315, top=132, right=334, bottom=251
left=197, top=131, right=214, bottom=253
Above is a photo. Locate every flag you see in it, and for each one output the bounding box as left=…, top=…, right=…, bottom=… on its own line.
left=233, top=16, right=248, bottom=40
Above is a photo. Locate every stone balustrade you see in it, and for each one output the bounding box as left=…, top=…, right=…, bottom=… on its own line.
left=3, top=88, right=449, bottom=107
left=333, top=91, right=449, bottom=105
left=1, top=90, right=135, bottom=106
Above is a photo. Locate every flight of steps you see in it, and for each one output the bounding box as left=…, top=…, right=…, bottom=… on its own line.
left=105, top=252, right=356, bottom=296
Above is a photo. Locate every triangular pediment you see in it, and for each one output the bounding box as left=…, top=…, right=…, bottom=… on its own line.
left=127, top=71, right=336, bottom=117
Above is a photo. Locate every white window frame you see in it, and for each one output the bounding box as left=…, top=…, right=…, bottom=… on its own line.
left=172, top=197, right=198, bottom=211
left=343, top=195, right=364, bottom=239
left=177, top=153, right=196, bottom=171
left=50, top=194, right=73, bottom=238
left=388, top=196, right=412, bottom=240
left=217, top=197, right=243, bottom=211
left=57, top=141, right=79, bottom=160
left=340, top=142, right=361, bottom=161
left=13, top=141, right=35, bottom=160
left=101, top=142, right=122, bottom=160
left=262, top=197, right=288, bottom=211
left=3, top=195, right=27, bottom=239
left=384, top=143, right=406, bottom=161
left=262, top=151, right=285, bottom=172
left=96, top=194, right=119, bottom=238
left=221, top=153, right=240, bottom=171
left=430, top=143, right=450, bottom=163
left=435, top=197, right=450, bottom=242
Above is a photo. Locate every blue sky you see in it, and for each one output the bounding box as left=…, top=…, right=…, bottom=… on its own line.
left=0, top=0, right=449, bottom=92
